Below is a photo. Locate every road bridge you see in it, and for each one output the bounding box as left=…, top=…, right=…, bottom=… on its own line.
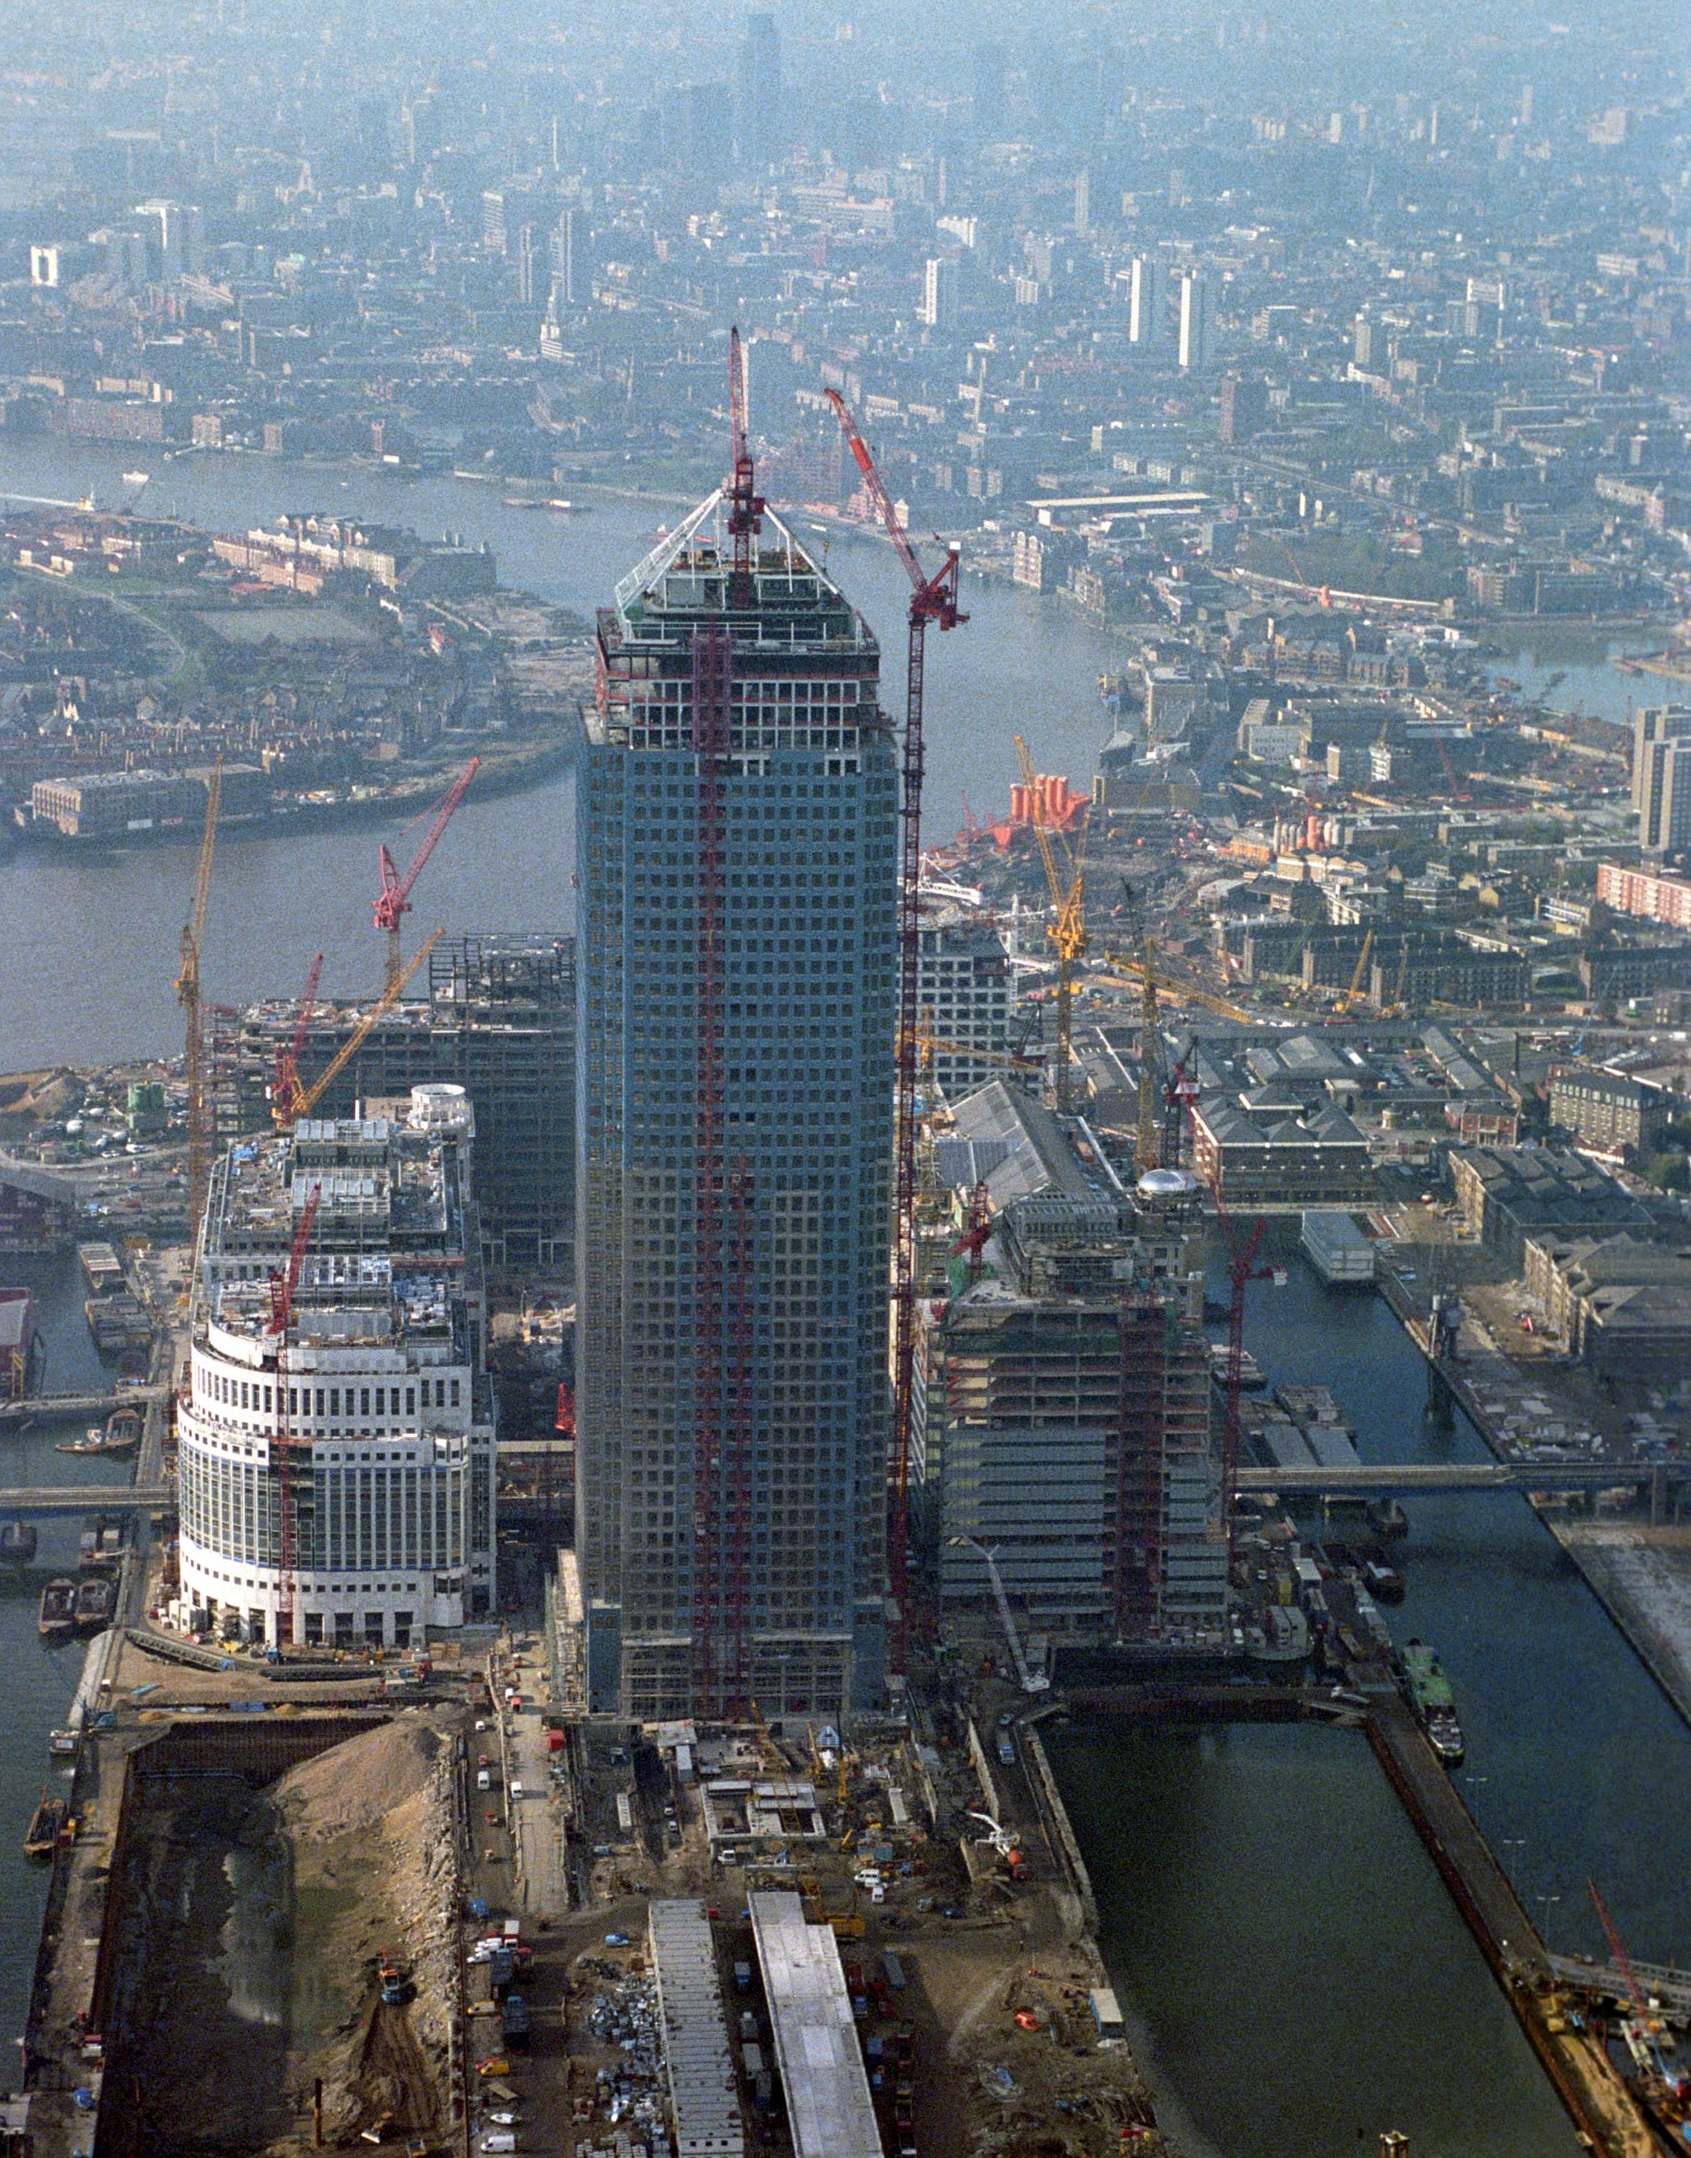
left=0, top=1485, right=171, bottom=1516
left=0, top=1386, right=169, bottom=1426
left=1236, top=1460, right=1678, bottom=1497
left=1549, top=1954, right=1691, bottom=2021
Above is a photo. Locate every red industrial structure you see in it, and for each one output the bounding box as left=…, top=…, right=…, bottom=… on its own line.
left=269, top=1181, right=321, bottom=1646
left=373, top=756, right=480, bottom=996
left=272, top=951, right=324, bottom=1125
left=825, top=385, right=967, bottom=1674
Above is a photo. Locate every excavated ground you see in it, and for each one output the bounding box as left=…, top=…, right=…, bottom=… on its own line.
left=98, top=1717, right=461, bottom=2156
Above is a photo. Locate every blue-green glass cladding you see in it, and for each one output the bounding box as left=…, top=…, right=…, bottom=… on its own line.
left=576, top=504, right=897, bottom=1722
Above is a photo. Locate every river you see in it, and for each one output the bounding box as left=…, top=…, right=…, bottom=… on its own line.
left=0, top=433, right=1118, bottom=1070
left=1052, top=1247, right=1691, bottom=2158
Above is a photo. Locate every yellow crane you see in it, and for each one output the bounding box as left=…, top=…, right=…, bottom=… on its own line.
left=175, top=759, right=222, bottom=1234
left=1098, top=956, right=1256, bottom=1029
left=1013, top=735, right=1088, bottom=1113
left=1334, top=927, right=1375, bottom=1017
left=271, top=930, right=443, bottom=1129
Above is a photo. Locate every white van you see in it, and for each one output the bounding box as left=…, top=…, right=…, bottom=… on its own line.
left=481, top=2136, right=517, bottom=2155
left=509, top=1778, right=524, bottom=1801
left=476, top=1768, right=491, bottom=1791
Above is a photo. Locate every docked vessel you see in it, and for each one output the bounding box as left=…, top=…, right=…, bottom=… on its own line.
left=1300, top=1210, right=1376, bottom=1286
left=74, top=1576, right=116, bottom=1634
left=24, top=1792, right=67, bottom=1861
left=79, top=1517, right=123, bottom=1571
left=0, top=1520, right=38, bottom=1565
left=1368, top=1498, right=1410, bottom=1542
left=56, top=1406, right=140, bottom=1459
left=1400, top=1639, right=1464, bottom=1764
left=38, top=1578, right=77, bottom=1640
left=1211, top=1344, right=1268, bottom=1391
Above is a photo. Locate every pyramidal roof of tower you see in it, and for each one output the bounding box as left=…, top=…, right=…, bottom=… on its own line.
left=609, top=483, right=874, bottom=652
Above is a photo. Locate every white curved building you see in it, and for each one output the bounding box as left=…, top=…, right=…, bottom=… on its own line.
left=177, top=1086, right=496, bottom=1650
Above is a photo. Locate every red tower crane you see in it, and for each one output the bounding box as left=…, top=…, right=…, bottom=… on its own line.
left=1208, top=1167, right=1273, bottom=1567
left=826, top=386, right=967, bottom=1675
left=372, top=756, right=480, bottom=995
left=272, top=950, right=324, bottom=1125
left=725, top=325, right=764, bottom=608
left=268, top=1182, right=321, bottom=1651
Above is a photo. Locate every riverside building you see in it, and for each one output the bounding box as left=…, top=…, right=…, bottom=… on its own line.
left=576, top=485, right=898, bottom=1722
left=175, top=1086, right=495, bottom=1650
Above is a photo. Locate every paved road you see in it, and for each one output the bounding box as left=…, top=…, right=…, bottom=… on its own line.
left=500, top=1685, right=570, bottom=1916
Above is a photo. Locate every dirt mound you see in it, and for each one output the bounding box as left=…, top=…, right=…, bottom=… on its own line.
left=272, top=1717, right=445, bottom=1842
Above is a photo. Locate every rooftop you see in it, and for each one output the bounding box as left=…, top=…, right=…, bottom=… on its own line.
left=748, top=1893, right=882, bottom=2158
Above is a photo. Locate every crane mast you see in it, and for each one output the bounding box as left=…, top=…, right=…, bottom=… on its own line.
left=273, top=931, right=443, bottom=1129
left=826, top=387, right=966, bottom=1675
left=268, top=1182, right=321, bottom=1650
left=373, top=757, right=479, bottom=997
left=175, top=759, right=222, bottom=1239
left=725, top=326, right=764, bottom=608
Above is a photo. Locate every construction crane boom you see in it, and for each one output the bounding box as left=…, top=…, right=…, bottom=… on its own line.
left=175, top=759, right=223, bottom=1238
left=373, top=758, right=479, bottom=996
left=1335, top=927, right=1374, bottom=1018
left=826, top=386, right=966, bottom=1676
left=273, top=930, right=443, bottom=1128
left=273, top=951, right=324, bottom=1118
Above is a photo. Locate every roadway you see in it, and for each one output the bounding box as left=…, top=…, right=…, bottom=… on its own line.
left=0, top=1484, right=171, bottom=1515
left=0, top=1385, right=169, bottom=1425
left=1236, top=1459, right=1680, bottom=1496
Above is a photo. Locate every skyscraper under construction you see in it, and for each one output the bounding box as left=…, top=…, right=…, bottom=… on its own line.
left=575, top=470, right=898, bottom=1722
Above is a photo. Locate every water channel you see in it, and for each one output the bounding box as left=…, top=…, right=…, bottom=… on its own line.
left=1052, top=1248, right=1691, bottom=2157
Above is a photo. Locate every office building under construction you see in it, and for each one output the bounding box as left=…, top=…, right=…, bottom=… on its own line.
left=916, top=1082, right=1227, bottom=1653
left=228, top=934, right=573, bottom=1276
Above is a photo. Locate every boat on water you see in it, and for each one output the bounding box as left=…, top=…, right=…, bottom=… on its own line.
left=38, top=1578, right=77, bottom=1640
left=1210, top=1343, right=1268, bottom=1391
left=47, top=1727, right=78, bottom=1758
left=1368, top=1498, right=1410, bottom=1542
left=79, top=1517, right=123, bottom=1571
left=122, top=469, right=149, bottom=487
left=75, top=1576, right=116, bottom=1634
left=1360, top=1553, right=1405, bottom=1603
left=1400, top=1638, right=1464, bottom=1764
left=0, top=1520, right=38, bottom=1565
left=24, top=1792, right=67, bottom=1861
left=56, top=1406, right=140, bottom=1459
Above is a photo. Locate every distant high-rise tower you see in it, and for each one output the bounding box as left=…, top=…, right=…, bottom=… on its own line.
left=920, top=256, right=959, bottom=330
left=575, top=474, right=898, bottom=1722
left=550, top=207, right=578, bottom=307
left=1178, top=269, right=1210, bottom=372
left=1073, top=169, right=1091, bottom=235
left=1128, top=254, right=1160, bottom=348
left=736, top=12, right=782, bottom=164
left=1634, top=707, right=1691, bottom=858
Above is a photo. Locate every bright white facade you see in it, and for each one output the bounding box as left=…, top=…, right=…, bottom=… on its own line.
left=177, top=1087, right=495, bottom=1650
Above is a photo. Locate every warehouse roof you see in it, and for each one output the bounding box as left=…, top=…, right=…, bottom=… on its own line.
left=648, top=1901, right=745, bottom=2158
left=749, top=1893, right=882, bottom=2158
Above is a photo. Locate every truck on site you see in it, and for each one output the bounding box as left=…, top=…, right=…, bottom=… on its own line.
left=500, top=1993, right=530, bottom=2050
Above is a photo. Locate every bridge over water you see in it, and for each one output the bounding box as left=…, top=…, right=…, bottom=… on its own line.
left=0, top=1386, right=169, bottom=1426
left=0, top=1484, right=172, bottom=1515
left=1236, top=1460, right=1682, bottom=1496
